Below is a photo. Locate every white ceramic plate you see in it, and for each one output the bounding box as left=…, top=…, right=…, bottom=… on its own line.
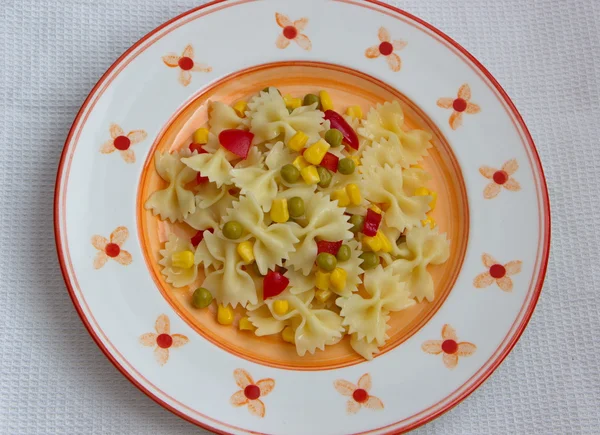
left=55, top=1, right=550, bottom=434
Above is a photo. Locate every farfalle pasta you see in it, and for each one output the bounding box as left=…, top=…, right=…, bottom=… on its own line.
left=144, top=87, right=450, bottom=360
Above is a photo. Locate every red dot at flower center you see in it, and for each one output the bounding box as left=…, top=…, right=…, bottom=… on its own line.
left=178, top=56, right=194, bottom=70
left=156, top=333, right=173, bottom=349
left=105, top=243, right=121, bottom=257
left=244, top=384, right=261, bottom=400
left=353, top=388, right=369, bottom=403
left=378, top=41, right=394, bottom=56
left=442, top=339, right=458, bottom=354
left=113, top=135, right=131, bottom=151
left=490, top=264, right=506, bottom=279
left=493, top=170, right=509, bottom=185
left=453, top=98, right=468, bottom=112
left=283, top=26, right=298, bottom=39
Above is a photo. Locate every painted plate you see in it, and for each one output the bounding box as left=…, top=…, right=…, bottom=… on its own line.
left=54, top=1, right=550, bottom=434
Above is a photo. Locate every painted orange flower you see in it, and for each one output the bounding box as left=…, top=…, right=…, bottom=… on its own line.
left=474, top=254, right=522, bottom=292
left=422, top=324, right=476, bottom=369
left=100, top=123, right=147, bottom=164
left=230, top=369, right=275, bottom=418
left=479, top=159, right=521, bottom=199
left=365, top=27, right=407, bottom=72
left=437, top=84, right=481, bottom=130
left=91, top=226, right=132, bottom=269
left=333, top=373, right=384, bottom=414
left=162, top=44, right=212, bottom=87
left=275, top=13, right=311, bottom=51
left=139, top=314, right=189, bottom=366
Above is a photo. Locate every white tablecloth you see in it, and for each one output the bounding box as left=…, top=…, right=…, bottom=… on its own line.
left=1, top=0, right=599, bottom=433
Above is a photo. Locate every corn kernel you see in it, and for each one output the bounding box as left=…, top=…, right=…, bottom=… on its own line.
left=239, top=317, right=256, bottom=332
left=363, top=234, right=383, bottom=252
left=293, top=156, right=310, bottom=171
left=284, top=94, right=302, bottom=110
left=171, top=250, right=194, bottom=269
left=346, top=105, right=363, bottom=119
left=217, top=304, right=234, bottom=325
left=330, top=268, right=347, bottom=292
left=315, top=289, right=332, bottom=303
left=319, top=91, right=334, bottom=111
left=411, top=164, right=424, bottom=170
left=236, top=241, right=255, bottom=264
left=270, top=199, right=290, bottom=223
left=415, top=187, right=430, bottom=197
left=300, top=165, right=320, bottom=185
left=414, top=187, right=437, bottom=211
left=304, top=139, right=330, bottom=165
left=350, top=155, right=361, bottom=167
left=346, top=183, right=362, bottom=206
left=429, top=191, right=438, bottom=211
left=288, top=131, right=309, bottom=152
left=282, top=326, right=295, bottom=344
left=273, top=300, right=289, bottom=315
left=377, top=231, right=393, bottom=253
left=192, top=128, right=209, bottom=145
left=422, top=216, right=436, bottom=229
left=316, top=270, right=331, bottom=290
left=332, top=189, right=351, bottom=207
left=233, top=100, right=247, bottom=118
left=369, top=204, right=383, bottom=214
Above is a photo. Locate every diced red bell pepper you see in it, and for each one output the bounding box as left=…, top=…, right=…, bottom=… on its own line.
left=317, top=240, right=343, bottom=256
left=263, top=271, right=289, bottom=299
left=324, top=110, right=359, bottom=150
left=320, top=152, right=339, bottom=172
left=191, top=228, right=214, bottom=247
left=196, top=173, right=209, bottom=184
left=189, top=143, right=208, bottom=154
left=362, top=209, right=382, bottom=237
left=219, top=129, right=254, bottom=159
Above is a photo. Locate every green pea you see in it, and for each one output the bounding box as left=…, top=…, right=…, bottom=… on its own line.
left=336, top=244, right=352, bottom=262
left=316, top=166, right=332, bottom=188
left=223, top=221, right=243, bottom=239
left=303, top=93, right=321, bottom=109
left=262, top=86, right=281, bottom=95
left=280, top=164, right=300, bottom=183
left=316, top=252, right=337, bottom=272
left=325, top=129, right=343, bottom=147
left=349, top=215, right=365, bottom=233
left=192, top=287, right=213, bottom=309
left=359, top=252, right=379, bottom=270
left=288, top=196, right=305, bottom=218
left=338, top=158, right=356, bottom=175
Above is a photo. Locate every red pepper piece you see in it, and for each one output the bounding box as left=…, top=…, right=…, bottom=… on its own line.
left=196, top=173, right=209, bottom=184
left=320, top=152, right=339, bottom=172
left=219, top=129, right=254, bottom=159
left=263, top=271, right=290, bottom=299
left=362, top=209, right=382, bottom=237
left=191, top=228, right=214, bottom=247
left=189, top=143, right=208, bottom=154
left=324, top=110, right=359, bottom=150
left=317, top=240, right=343, bottom=256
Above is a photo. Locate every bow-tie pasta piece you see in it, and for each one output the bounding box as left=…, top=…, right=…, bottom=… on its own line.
left=159, top=233, right=198, bottom=288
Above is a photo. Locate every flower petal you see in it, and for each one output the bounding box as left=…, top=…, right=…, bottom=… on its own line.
left=334, top=379, right=357, bottom=396
left=139, top=333, right=157, bottom=347
left=247, top=399, right=265, bottom=418
left=457, top=83, right=471, bottom=100
left=365, top=45, right=381, bottom=59
left=91, top=235, right=108, bottom=250
left=192, top=63, right=212, bottom=73
left=93, top=251, right=108, bottom=269
left=230, top=390, right=248, bottom=407
left=496, top=276, right=514, bottom=292
left=114, top=250, right=132, bottom=266
left=482, top=253, right=498, bottom=268
left=171, top=333, right=189, bottom=348
left=294, top=17, right=308, bottom=31
left=466, top=102, right=480, bottom=114
left=294, top=34, right=312, bottom=51
left=449, top=111, right=463, bottom=130
left=357, top=373, right=372, bottom=392
left=473, top=272, right=494, bottom=288
left=155, top=314, right=170, bottom=335
left=443, top=352, right=458, bottom=369
left=347, top=399, right=361, bottom=414
left=502, top=159, right=519, bottom=175
left=364, top=395, right=384, bottom=410
left=442, top=324, right=457, bottom=341
left=378, top=27, right=390, bottom=42
left=179, top=69, right=192, bottom=87
left=110, top=226, right=128, bottom=245
left=110, top=123, right=124, bottom=139
left=182, top=44, right=194, bottom=59
left=458, top=342, right=477, bottom=356
left=479, top=165, right=497, bottom=179
left=386, top=53, right=401, bottom=72
left=257, top=378, right=275, bottom=397
left=120, top=149, right=135, bottom=164
left=421, top=340, right=443, bottom=354
left=100, top=139, right=115, bottom=154
left=505, top=260, right=523, bottom=275
left=154, top=347, right=169, bottom=366
left=234, top=368, right=254, bottom=389
left=393, top=40, right=407, bottom=50
left=276, top=34, right=291, bottom=49
left=504, top=178, right=521, bottom=192
left=162, top=54, right=180, bottom=67
left=484, top=182, right=502, bottom=199
left=275, top=12, right=292, bottom=28
left=436, top=97, right=454, bottom=109
left=127, top=130, right=147, bottom=145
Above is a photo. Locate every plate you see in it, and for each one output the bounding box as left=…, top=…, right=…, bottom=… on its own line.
left=54, top=1, right=550, bottom=434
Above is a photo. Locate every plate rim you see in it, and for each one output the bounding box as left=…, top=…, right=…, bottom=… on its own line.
left=53, top=0, right=551, bottom=433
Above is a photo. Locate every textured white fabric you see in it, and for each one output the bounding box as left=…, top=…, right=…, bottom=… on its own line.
left=1, top=0, right=599, bottom=434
